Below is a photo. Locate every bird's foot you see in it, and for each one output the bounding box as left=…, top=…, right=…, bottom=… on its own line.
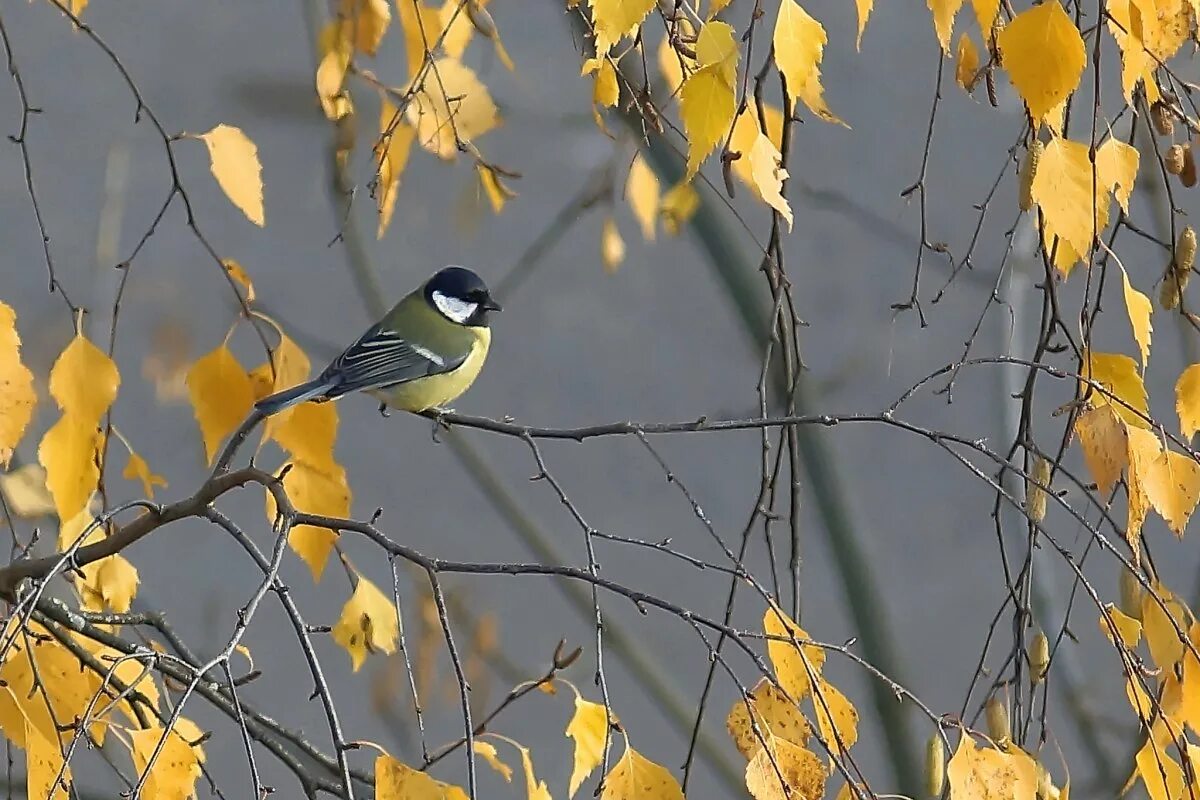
left=378, top=402, right=391, bottom=418
left=429, top=407, right=455, bottom=442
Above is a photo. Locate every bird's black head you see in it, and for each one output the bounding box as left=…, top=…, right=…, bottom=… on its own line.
left=424, top=266, right=501, bottom=327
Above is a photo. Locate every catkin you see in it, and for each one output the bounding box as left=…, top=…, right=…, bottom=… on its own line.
left=925, top=735, right=946, bottom=798
left=1029, top=630, right=1050, bottom=683
left=985, top=696, right=1011, bottom=746
left=1019, top=141, right=1043, bottom=212
left=1026, top=456, right=1050, bottom=523
left=1168, top=144, right=1186, bottom=176
left=1178, top=226, right=1197, bottom=271
left=1153, top=102, right=1176, bottom=137
left=1183, top=144, right=1197, bottom=187
left=1120, top=569, right=1144, bottom=621
left=1161, top=272, right=1182, bottom=310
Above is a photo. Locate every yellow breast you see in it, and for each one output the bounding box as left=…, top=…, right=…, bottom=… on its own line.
left=371, top=327, right=491, bottom=412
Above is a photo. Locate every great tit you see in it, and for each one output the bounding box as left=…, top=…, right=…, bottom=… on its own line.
left=255, top=266, right=501, bottom=416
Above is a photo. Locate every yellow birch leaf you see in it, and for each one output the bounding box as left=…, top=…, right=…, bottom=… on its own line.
left=1100, top=603, right=1143, bottom=648
left=1135, top=740, right=1184, bottom=800
left=956, top=34, right=980, bottom=92
left=0, top=301, right=35, bottom=468
left=1142, top=581, right=1189, bottom=669
left=1030, top=137, right=1102, bottom=262
left=567, top=695, right=614, bottom=797
left=971, top=0, right=999, bottom=35
left=272, top=400, right=339, bottom=471
left=1178, top=364, right=1200, bottom=440
left=600, top=743, right=684, bottom=800
left=75, top=636, right=161, bottom=724
left=748, top=132, right=793, bottom=230
left=681, top=64, right=736, bottom=177
left=1081, top=351, right=1149, bottom=427
left=709, top=0, right=734, bottom=15
left=477, top=164, right=515, bottom=213
left=696, top=20, right=739, bottom=85
left=812, top=678, right=858, bottom=757
left=0, top=464, right=54, bottom=518
left=516, top=743, right=552, bottom=800
left=129, top=725, right=203, bottom=800
left=221, top=258, right=257, bottom=303
left=474, top=741, right=513, bottom=782
left=1142, top=449, right=1200, bottom=537
left=123, top=451, right=167, bottom=498
left=1127, top=424, right=1161, bottom=549
left=344, top=0, right=392, bottom=55
left=397, top=0, right=441, bottom=79
left=727, top=677, right=811, bottom=759
left=764, top=605, right=825, bottom=700
left=1074, top=404, right=1127, bottom=495
left=25, top=722, right=70, bottom=800
left=407, top=58, right=499, bottom=160
left=1097, top=138, right=1139, bottom=213
left=82, top=554, right=140, bottom=613
left=745, top=737, right=826, bottom=800
left=589, top=0, right=656, bottom=53
left=265, top=461, right=350, bottom=582
left=855, top=0, right=872, bottom=48
left=583, top=56, right=620, bottom=108
left=0, top=631, right=106, bottom=748
left=196, top=124, right=265, bottom=227
left=626, top=154, right=660, bottom=241
left=248, top=361, right=274, bottom=401
left=928, top=0, right=965, bottom=52
left=333, top=573, right=400, bottom=671
left=316, top=21, right=352, bottom=119
left=377, top=753, right=470, bottom=800
left=261, top=331, right=312, bottom=443
left=997, top=3, right=1085, bottom=130
left=1118, top=266, right=1153, bottom=369
left=375, top=98, right=417, bottom=239
left=661, top=180, right=699, bottom=235
left=730, top=104, right=785, bottom=194
left=946, top=733, right=1038, bottom=800
left=186, top=345, right=255, bottom=464
left=38, top=415, right=102, bottom=522
left=601, top=216, right=625, bottom=273
left=773, top=0, right=841, bottom=124
left=49, top=332, right=119, bottom=420
left=439, top=0, right=478, bottom=59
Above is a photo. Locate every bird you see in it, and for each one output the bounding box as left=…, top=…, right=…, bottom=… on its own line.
left=255, top=266, right=500, bottom=417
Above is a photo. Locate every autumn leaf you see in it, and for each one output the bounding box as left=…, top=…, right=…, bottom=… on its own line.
left=567, top=693, right=615, bottom=797
left=681, top=64, right=735, bottom=177
left=333, top=573, right=400, bottom=671
left=747, top=132, right=793, bottom=230
left=626, top=154, right=660, bottom=241
left=221, top=259, right=257, bottom=304
left=477, top=164, right=515, bottom=213
left=1126, top=424, right=1161, bottom=548
left=601, top=216, right=625, bottom=273
left=727, top=677, right=811, bottom=759
left=946, top=732, right=1038, bottom=800
left=1141, top=580, right=1188, bottom=669
left=186, top=345, right=255, bottom=465
left=407, top=58, right=499, bottom=159
left=730, top=105, right=785, bottom=196
left=38, top=414, right=102, bottom=522
left=128, top=725, right=204, bottom=800
left=970, top=0, right=998, bottom=33
left=265, top=460, right=351, bottom=581
left=25, top=722, right=70, bottom=800
left=997, top=3, right=1086, bottom=131
left=955, top=34, right=980, bottom=93
left=0, top=631, right=107, bottom=748
left=812, top=678, right=859, bottom=757
left=397, top=0, right=441, bottom=79
left=316, top=21, right=352, bottom=119
left=855, top=0, right=872, bottom=48
left=600, top=742, right=684, bottom=800
left=773, top=0, right=841, bottom=124
left=80, top=553, right=140, bottom=613
left=1030, top=137, right=1103, bottom=265
left=49, top=332, right=120, bottom=420
left=195, top=124, right=265, bottom=227
left=474, top=741, right=513, bottom=782
left=659, top=31, right=695, bottom=96
left=696, top=20, right=739, bottom=85
left=1074, top=404, right=1127, bottom=495
left=515, top=743, right=552, bottom=800
left=764, top=605, right=824, bottom=700
left=272, top=400, right=339, bottom=472
left=0, top=464, right=55, bottom=518
left=1177, top=365, right=1200, bottom=440
left=260, top=329, right=313, bottom=443
left=123, top=451, right=167, bottom=498
left=0, top=301, right=35, bottom=468
left=1135, top=739, right=1184, bottom=800
left=343, top=0, right=392, bottom=55
left=589, top=0, right=656, bottom=53
left=1140, top=449, right=1200, bottom=537
left=376, top=753, right=469, bottom=800
left=1118, top=266, right=1153, bottom=369
left=928, top=0, right=965, bottom=52
left=1097, top=138, right=1139, bottom=213
left=745, top=736, right=826, bottom=800
left=1100, top=603, right=1143, bottom=649
left=660, top=180, right=699, bottom=235
left=1081, top=351, right=1149, bottom=427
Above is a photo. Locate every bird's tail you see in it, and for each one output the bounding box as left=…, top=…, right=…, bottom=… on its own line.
left=255, top=378, right=336, bottom=416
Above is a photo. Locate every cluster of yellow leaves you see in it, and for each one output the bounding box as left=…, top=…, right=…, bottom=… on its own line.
left=722, top=606, right=859, bottom=800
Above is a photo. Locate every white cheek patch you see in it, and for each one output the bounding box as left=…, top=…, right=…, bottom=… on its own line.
left=432, top=290, right=478, bottom=324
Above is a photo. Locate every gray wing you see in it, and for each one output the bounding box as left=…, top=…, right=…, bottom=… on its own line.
left=319, top=323, right=465, bottom=398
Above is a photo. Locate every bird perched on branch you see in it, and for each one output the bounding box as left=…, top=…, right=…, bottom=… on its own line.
left=256, top=266, right=500, bottom=416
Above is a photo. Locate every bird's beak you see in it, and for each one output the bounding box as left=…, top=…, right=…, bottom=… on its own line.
left=482, top=297, right=502, bottom=312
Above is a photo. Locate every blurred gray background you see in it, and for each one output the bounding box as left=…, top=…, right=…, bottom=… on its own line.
left=2, top=0, right=1198, bottom=798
